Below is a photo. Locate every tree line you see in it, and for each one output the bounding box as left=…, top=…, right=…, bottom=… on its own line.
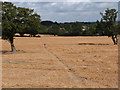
left=41, top=8, right=119, bottom=45
left=2, top=2, right=120, bottom=52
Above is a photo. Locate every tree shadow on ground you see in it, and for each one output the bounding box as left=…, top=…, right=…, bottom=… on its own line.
left=1, top=50, right=26, bottom=54
left=78, top=43, right=110, bottom=45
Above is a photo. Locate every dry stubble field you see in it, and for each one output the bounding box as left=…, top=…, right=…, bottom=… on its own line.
left=2, top=36, right=118, bottom=88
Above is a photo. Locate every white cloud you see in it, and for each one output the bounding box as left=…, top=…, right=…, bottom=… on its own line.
left=51, top=2, right=57, bottom=6
left=66, top=0, right=90, bottom=2
left=97, top=3, right=114, bottom=8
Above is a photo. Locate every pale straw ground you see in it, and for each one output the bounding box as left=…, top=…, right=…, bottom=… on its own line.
left=2, top=36, right=118, bottom=88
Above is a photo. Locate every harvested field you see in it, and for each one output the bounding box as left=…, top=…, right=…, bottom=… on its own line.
left=2, top=36, right=118, bottom=88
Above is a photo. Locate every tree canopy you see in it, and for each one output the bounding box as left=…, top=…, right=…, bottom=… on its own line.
left=2, top=2, right=42, bottom=52
left=100, top=8, right=118, bottom=45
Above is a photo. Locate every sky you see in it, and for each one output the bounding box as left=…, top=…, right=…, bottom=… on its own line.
left=12, top=2, right=118, bottom=23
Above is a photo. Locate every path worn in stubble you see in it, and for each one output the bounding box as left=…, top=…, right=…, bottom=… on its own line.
left=41, top=37, right=88, bottom=87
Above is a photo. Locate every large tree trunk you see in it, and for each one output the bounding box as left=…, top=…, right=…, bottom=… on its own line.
left=9, top=37, right=16, bottom=52
left=111, top=35, right=118, bottom=45
left=115, top=35, right=118, bottom=45
left=11, top=43, right=16, bottom=52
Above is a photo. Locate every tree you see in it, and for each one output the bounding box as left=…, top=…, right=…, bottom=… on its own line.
left=15, top=7, right=34, bottom=37
left=87, top=23, right=97, bottom=36
left=41, top=21, right=54, bottom=27
left=70, top=22, right=83, bottom=36
left=48, top=24, right=59, bottom=35
left=2, top=2, right=18, bottom=52
left=100, top=8, right=118, bottom=45
left=95, top=19, right=106, bottom=36
left=26, top=13, right=41, bottom=37
left=2, top=2, right=41, bottom=52
left=117, top=23, right=120, bottom=35
left=16, top=7, right=41, bottom=37
left=38, top=24, right=48, bottom=34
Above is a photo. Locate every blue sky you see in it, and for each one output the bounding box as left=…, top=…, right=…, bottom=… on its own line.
left=12, top=2, right=118, bottom=22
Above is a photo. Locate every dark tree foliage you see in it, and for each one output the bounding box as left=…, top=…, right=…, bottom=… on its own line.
left=69, top=22, right=83, bottom=36
left=48, top=24, right=59, bottom=35
left=42, top=21, right=83, bottom=36
left=41, top=21, right=55, bottom=27
left=117, top=23, right=120, bottom=35
left=95, top=20, right=106, bottom=36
